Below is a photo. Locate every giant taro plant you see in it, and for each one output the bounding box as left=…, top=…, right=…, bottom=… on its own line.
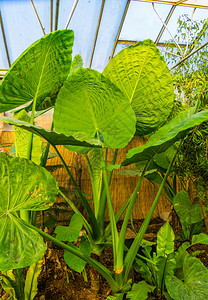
left=0, top=30, right=208, bottom=299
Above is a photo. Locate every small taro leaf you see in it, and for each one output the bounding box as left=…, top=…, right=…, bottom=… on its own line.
left=133, top=258, right=154, bottom=285
left=126, top=281, right=155, bottom=300
left=166, top=256, right=208, bottom=300
left=14, top=109, right=42, bottom=165
left=0, top=116, right=102, bottom=148
left=54, top=68, right=136, bottom=149
left=24, top=260, right=42, bottom=300
left=175, top=242, right=190, bottom=270
left=103, top=40, right=174, bottom=136
left=0, top=270, right=18, bottom=300
left=192, top=233, right=208, bottom=246
left=64, top=236, right=91, bottom=273
left=69, top=54, right=83, bottom=76
left=173, top=190, right=204, bottom=225
left=122, top=108, right=208, bottom=166
left=0, top=30, right=74, bottom=113
left=157, top=221, right=175, bottom=256
left=145, top=171, right=163, bottom=184
left=153, top=145, right=177, bottom=170
left=55, top=214, right=84, bottom=242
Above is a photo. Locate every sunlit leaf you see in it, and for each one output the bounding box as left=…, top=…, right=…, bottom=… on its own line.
left=0, top=30, right=74, bottom=113
left=103, top=40, right=174, bottom=136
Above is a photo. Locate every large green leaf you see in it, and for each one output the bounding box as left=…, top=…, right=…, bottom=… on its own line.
left=0, top=30, right=74, bottom=113
left=14, top=110, right=43, bottom=164
left=166, top=256, right=208, bottom=300
left=103, top=40, right=174, bottom=136
left=122, top=108, right=208, bottom=166
left=0, top=154, right=58, bottom=270
left=173, top=191, right=205, bottom=225
left=54, top=68, right=136, bottom=149
left=0, top=116, right=102, bottom=148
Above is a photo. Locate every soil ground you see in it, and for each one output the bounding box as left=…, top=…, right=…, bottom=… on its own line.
left=1, top=217, right=208, bottom=300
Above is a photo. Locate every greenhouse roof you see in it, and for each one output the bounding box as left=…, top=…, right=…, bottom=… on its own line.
left=0, top=0, right=208, bottom=77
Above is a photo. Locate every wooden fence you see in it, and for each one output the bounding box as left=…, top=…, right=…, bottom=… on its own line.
left=0, top=116, right=172, bottom=221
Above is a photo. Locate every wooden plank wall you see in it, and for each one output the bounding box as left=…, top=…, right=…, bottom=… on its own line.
left=0, top=125, right=172, bottom=221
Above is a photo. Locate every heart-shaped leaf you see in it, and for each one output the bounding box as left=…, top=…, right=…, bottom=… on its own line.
left=173, top=190, right=205, bottom=225
left=64, top=236, right=91, bottom=273
left=55, top=214, right=84, bottom=242
left=0, top=154, right=58, bottom=270
left=103, top=40, right=174, bottom=136
left=54, top=68, right=136, bottom=149
left=157, top=222, right=175, bottom=256
left=0, top=30, right=74, bottom=113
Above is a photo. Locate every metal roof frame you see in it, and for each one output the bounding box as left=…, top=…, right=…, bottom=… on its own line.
left=0, top=0, right=208, bottom=79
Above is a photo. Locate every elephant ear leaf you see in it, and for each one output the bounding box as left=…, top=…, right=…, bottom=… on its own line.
left=0, top=29, right=74, bottom=113
left=103, top=39, right=174, bottom=136
left=0, top=154, right=58, bottom=271
left=54, top=68, right=136, bottom=149
left=122, top=108, right=208, bottom=166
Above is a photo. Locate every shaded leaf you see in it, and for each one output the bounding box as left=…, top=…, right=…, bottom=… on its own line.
left=192, top=233, right=208, bottom=246
left=64, top=236, right=91, bottom=273
left=55, top=214, right=84, bottom=242
left=122, top=108, right=208, bottom=166
left=173, top=190, right=204, bottom=225
left=126, top=281, right=155, bottom=300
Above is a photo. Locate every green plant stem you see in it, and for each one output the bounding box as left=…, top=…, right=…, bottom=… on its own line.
left=59, top=189, right=93, bottom=239
left=101, top=153, right=119, bottom=271
left=116, top=160, right=151, bottom=271
left=20, top=98, right=37, bottom=224
left=41, top=122, right=54, bottom=167
left=98, top=149, right=119, bottom=232
left=53, top=144, right=101, bottom=241
left=123, top=151, right=177, bottom=282
left=20, top=219, right=119, bottom=293
left=104, top=196, right=131, bottom=237
left=85, top=152, right=100, bottom=218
